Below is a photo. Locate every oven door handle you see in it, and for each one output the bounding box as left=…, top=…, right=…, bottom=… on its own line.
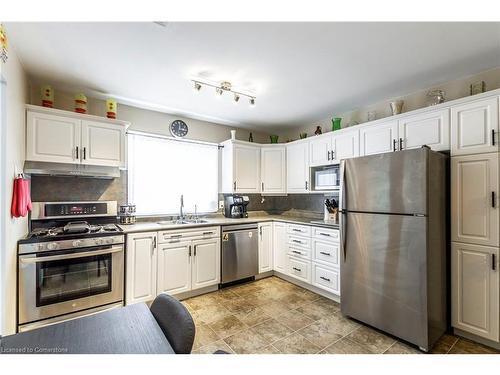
left=19, top=246, right=123, bottom=264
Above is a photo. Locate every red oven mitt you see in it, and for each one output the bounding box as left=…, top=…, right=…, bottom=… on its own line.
left=11, top=177, right=32, bottom=218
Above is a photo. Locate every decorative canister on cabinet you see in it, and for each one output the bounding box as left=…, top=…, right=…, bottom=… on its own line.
left=41, top=85, right=54, bottom=108
left=74, top=93, right=87, bottom=114
left=106, top=98, right=117, bottom=119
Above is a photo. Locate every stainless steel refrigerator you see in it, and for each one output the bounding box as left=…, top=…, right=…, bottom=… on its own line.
left=340, top=147, right=447, bottom=351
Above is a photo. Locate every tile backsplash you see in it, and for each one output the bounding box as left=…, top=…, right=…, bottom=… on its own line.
left=30, top=174, right=334, bottom=216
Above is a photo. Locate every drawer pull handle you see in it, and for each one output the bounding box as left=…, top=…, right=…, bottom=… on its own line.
left=292, top=240, right=304, bottom=244
left=292, top=267, right=302, bottom=272
left=169, top=234, right=182, bottom=238
left=203, top=232, right=214, bottom=235
left=292, top=229, right=303, bottom=232
left=292, top=250, right=302, bottom=254
left=320, top=276, right=331, bottom=282
left=319, top=251, right=331, bottom=256
left=319, top=233, right=331, bottom=237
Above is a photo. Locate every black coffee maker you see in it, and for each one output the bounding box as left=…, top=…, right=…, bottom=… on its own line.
left=224, top=195, right=249, bottom=218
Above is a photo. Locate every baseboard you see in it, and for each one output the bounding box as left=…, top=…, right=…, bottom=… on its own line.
left=171, top=284, right=219, bottom=301
left=273, top=271, right=340, bottom=303
left=453, top=328, right=500, bottom=350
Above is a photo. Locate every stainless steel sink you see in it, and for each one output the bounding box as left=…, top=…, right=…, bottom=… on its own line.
left=157, top=219, right=208, bottom=225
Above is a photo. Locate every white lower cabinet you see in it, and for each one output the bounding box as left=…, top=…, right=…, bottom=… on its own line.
left=273, top=222, right=288, bottom=273
left=126, top=227, right=220, bottom=304
left=312, top=263, right=340, bottom=295
left=192, top=238, right=221, bottom=289
left=452, top=242, right=499, bottom=341
left=258, top=222, right=273, bottom=273
left=288, top=257, right=311, bottom=283
left=126, top=232, right=158, bottom=305
left=157, top=241, right=192, bottom=295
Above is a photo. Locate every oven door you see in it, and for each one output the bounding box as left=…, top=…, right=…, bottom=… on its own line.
left=18, top=245, right=124, bottom=325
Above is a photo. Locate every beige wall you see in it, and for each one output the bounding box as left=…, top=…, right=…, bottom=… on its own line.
left=29, top=85, right=271, bottom=144
left=0, top=42, right=29, bottom=335
left=282, top=66, right=500, bottom=141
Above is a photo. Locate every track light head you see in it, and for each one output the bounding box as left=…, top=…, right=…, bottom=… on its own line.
left=234, top=93, right=240, bottom=103
left=193, top=82, right=202, bottom=92
left=216, top=87, right=224, bottom=96
left=249, top=97, right=256, bottom=106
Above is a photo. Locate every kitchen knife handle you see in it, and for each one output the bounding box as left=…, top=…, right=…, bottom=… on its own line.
left=492, top=129, right=496, bottom=146
left=393, top=139, right=397, bottom=152
left=492, top=254, right=496, bottom=271
left=399, top=138, right=403, bottom=150
left=492, top=191, right=496, bottom=208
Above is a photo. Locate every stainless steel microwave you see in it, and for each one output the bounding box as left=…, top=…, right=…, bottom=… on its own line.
left=312, top=164, right=340, bottom=191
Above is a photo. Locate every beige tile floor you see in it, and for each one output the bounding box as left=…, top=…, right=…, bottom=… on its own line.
left=183, top=276, right=499, bottom=354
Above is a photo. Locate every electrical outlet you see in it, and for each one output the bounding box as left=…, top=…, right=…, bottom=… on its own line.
left=219, top=200, right=224, bottom=209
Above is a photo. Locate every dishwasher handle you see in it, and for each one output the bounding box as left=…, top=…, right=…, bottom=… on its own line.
left=222, top=223, right=259, bottom=233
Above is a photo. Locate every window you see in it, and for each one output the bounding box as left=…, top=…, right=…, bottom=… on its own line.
left=128, top=132, right=219, bottom=216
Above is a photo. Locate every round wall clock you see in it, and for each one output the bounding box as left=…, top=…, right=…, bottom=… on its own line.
left=170, top=119, right=189, bottom=138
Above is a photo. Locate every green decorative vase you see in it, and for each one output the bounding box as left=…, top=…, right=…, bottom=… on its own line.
left=332, top=117, right=342, bottom=131
left=270, top=135, right=279, bottom=144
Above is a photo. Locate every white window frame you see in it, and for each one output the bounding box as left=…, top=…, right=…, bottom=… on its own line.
left=127, top=130, right=220, bottom=216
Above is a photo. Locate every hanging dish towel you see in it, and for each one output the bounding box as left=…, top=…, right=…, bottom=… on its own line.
left=11, top=176, right=32, bottom=218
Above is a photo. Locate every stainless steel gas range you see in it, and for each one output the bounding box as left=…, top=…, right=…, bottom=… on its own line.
left=17, top=201, right=124, bottom=332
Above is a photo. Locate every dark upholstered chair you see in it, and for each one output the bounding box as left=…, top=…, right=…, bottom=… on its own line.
left=150, top=294, right=195, bottom=354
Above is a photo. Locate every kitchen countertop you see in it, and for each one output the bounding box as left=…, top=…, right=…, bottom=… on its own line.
left=118, top=213, right=339, bottom=234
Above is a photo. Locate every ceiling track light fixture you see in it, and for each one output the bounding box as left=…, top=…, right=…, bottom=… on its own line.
left=191, top=79, right=256, bottom=106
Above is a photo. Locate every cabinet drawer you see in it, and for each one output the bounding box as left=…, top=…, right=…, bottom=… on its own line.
left=288, top=257, right=311, bottom=283
left=312, top=240, right=339, bottom=266
left=312, top=263, right=340, bottom=295
left=159, top=226, right=220, bottom=243
left=287, top=224, right=311, bottom=237
left=287, top=234, right=311, bottom=249
left=287, top=245, right=311, bottom=260
left=312, top=227, right=339, bottom=242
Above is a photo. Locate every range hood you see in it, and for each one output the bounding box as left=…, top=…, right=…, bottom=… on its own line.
left=23, top=161, right=120, bottom=179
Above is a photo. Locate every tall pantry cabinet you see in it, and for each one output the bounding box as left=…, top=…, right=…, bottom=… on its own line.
left=451, top=96, right=500, bottom=343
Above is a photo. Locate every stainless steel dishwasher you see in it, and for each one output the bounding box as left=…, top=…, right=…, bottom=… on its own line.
left=221, top=224, right=259, bottom=284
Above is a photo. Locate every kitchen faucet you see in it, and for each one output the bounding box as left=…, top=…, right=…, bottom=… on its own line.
left=179, top=195, right=184, bottom=221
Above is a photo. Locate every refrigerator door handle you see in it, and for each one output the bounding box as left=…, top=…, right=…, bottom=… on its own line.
left=340, top=160, right=347, bottom=262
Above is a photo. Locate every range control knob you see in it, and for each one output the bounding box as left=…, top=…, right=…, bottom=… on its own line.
left=72, top=240, right=82, bottom=247
left=94, top=238, right=104, bottom=246
left=106, top=238, right=114, bottom=244
left=37, top=243, right=46, bottom=251
left=47, top=242, right=59, bottom=251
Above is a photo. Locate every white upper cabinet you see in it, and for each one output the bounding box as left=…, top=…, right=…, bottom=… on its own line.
left=309, top=135, right=332, bottom=166
left=26, top=106, right=128, bottom=168
left=309, top=129, right=359, bottom=166
left=452, top=242, right=499, bottom=341
left=359, top=121, right=398, bottom=156
left=332, top=128, right=360, bottom=162
left=221, top=140, right=261, bottom=193
left=451, top=97, right=499, bottom=156
left=27, top=111, right=81, bottom=164
left=81, top=120, right=126, bottom=167
left=397, top=108, right=450, bottom=151
left=287, top=141, right=310, bottom=193
left=451, top=153, right=499, bottom=247
left=261, top=146, right=286, bottom=195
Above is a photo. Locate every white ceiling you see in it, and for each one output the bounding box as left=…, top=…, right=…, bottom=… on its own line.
left=6, top=22, right=500, bottom=132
